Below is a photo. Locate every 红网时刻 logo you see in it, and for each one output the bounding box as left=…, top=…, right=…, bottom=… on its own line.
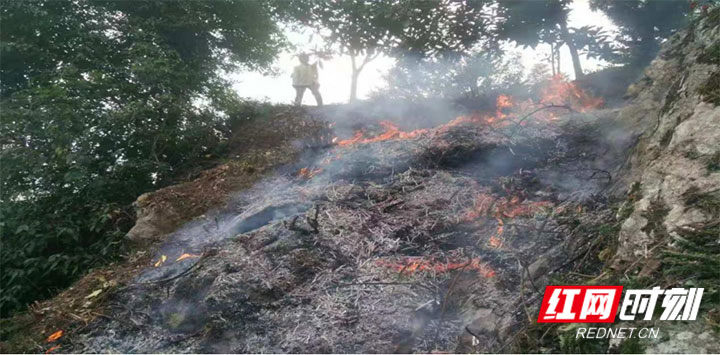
left=537, top=286, right=703, bottom=323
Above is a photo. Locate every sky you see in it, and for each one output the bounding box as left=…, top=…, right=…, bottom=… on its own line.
left=229, top=0, right=618, bottom=105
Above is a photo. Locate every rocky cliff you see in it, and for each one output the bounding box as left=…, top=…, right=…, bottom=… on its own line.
left=610, top=9, right=720, bottom=353
left=613, top=9, right=719, bottom=263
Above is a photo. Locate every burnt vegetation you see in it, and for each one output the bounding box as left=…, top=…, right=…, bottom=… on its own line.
left=2, top=0, right=719, bottom=353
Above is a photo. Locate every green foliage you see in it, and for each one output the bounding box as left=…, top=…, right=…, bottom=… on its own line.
left=0, top=314, right=36, bottom=352
left=557, top=324, right=609, bottom=353
left=380, top=52, right=526, bottom=101
left=663, top=222, right=720, bottom=309
left=698, top=71, right=720, bottom=106
left=290, top=0, right=491, bottom=100
left=495, top=0, right=596, bottom=78
left=0, top=0, right=286, bottom=316
left=697, top=43, right=720, bottom=64
left=617, top=337, right=645, bottom=354
left=707, top=152, right=720, bottom=172
left=682, top=186, right=720, bottom=216
left=705, top=5, right=720, bottom=28
left=496, top=0, right=571, bottom=48
left=570, top=25, right=620, bottom=62
left=298, top=0, right=489, bottom=60
left=590, top=0, right=689, bottom=65
left=669, top=188, right=720, bottom=308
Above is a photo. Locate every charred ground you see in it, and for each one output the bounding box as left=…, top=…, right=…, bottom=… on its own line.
left=11, top=82, right=641, bottom=353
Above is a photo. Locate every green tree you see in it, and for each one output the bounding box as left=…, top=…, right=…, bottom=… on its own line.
left=589, top=0, right=689, bottom=66
left=382, top=53, right=525, bottom=101
left=496, top=0, right=586, bottom=79
left=293, top=0, right=491, bottom=102
left=0, top=0, right=286, bottom=316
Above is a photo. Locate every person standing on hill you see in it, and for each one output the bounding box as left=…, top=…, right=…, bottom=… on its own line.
left=292, top=53, right=323, bottom=107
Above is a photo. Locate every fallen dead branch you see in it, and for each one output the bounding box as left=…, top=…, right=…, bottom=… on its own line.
left=135, top=250, right=214, bottom=286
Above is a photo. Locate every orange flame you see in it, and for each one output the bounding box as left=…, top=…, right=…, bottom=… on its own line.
left=332, top=75, right=601, bottom=148
left=46, top=330, right=63, bottom=342
left=298, top=167, right=322, bottom=179
left=463, top=193, right=552, bottom=248
left=463, top=192, right=496, bottom=221
left=492, top=94, right=513, bottom=122
left=154, top=255, right=167, bottom=267
left=176, top=253, right=202, bottom=262
left=489, top=218, right=505, bottom=249
left=334, top=121, right=430, bottom=147
left=335, top=131, right=365, bottom=146
left=376, top=257, right=496, bottom=278
left=488, top=235, right=503, bottom=249
left=496, top=94, right=513, bottom=109
left=499, top=199, right=552, bottom=218
left=540, top=74, right=604, bottom=111
left=465, top=193, right=552, bottom=220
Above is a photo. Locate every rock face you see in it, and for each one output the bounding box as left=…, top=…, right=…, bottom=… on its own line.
left=126, top=192, right=183, bottom=241
left=608, top=11, right=720, bottom=354
left=612, top=12, right=720, bottom=264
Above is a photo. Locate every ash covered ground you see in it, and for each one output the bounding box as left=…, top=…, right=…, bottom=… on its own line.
left=66, top=91, right=635, bottom=353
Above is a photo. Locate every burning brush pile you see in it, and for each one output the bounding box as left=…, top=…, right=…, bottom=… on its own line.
left=65, top=77, right=626, bottom=353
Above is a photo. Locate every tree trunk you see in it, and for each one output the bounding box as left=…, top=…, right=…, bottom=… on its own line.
left=350, top=68, right=360, bottom=102
left=348, top=49, right=378, bottom=103
left=559, top=20, right=583, bottom=80
left=550, top=43, right=556, bottom=76
left=349, top=51, right=359, bottom=102
left=556, top=45, right=561, bottom=75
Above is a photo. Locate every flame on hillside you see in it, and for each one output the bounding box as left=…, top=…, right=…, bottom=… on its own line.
left=176, top=253, right=202, bottom=262
left=45, top=330, right=63, bottom=354
left=464, top=192, right=553, bottom=248
left=464, top=193, right=553, bottom=221
left=331, top=76, right=602, bottom=148
left=154, top=255, right=167, bottom=267
left=153, top=253, right=201, bottom=267
left=334, top=121, right=429, bottom=146
left=46, top=330, right=63, bottom=342
left=540, top=74, right=604, bottom=112
left=376, top=257, right=496, bottom=278
left=298, top=167, right=323, bottom=179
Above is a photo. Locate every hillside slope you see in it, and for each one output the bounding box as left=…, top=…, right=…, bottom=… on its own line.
left=2, top=10, right=718, bottom=354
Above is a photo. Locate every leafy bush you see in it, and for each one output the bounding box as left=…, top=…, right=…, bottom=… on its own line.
left=378, top=53, right=527, bottom=101
left=0, top=0, right=286, bottom=316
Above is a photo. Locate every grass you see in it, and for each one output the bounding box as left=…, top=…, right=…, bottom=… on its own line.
left=640, top=199, right=670, bottom=239
left=707, top=151, right=720, bottom=172
left=510, top=183, right=719, bottom=353
left=697, top=43, right=720, bottom=65
left=510, top=200, right=627, bottom=353
left=698, top=71, right=720, bottom=106
left=682, top=186, right=720, bottom=216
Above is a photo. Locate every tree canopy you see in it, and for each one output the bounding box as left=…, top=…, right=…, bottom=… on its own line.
left=590, top=0, right=689, bottom=65
left=0, top=0, right=286, bottom=316
left=496, top=0, right=589, bottom=79
left=292, top=0, right=492, bottom=101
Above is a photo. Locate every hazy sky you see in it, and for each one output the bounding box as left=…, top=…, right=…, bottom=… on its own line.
left=230, top=0, right=617, bottom=105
